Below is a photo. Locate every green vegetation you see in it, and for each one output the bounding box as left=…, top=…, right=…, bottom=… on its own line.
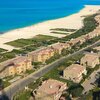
left=0, top=14, right=98, bottom=63
left=80, top=87, right=100, bottom=100
left=46, top=53, right=61, bottom=64
left=81, top=64, right=100, bottom=83
left=6, top=35, right=57, bottom=48
left=0, top=78, right=10, bottom=88
left=13, top=90, right=31, bottom=100
left=32, top=62, right=43, bottom=69
left=13, top=79, right=42, bottom=100
left=0, top=48, right=7, bottom=53
left=50, top=28, right=76, bottom=32
left=51, top=31, right=69, bottom=35
left=25, top=69, right=35, bottom=74
left=0, top=52, right=16, bottom=62
left=2, top=80, right=11, bottom=88
left=12, top=14, right=100, bottom=99
left=13, top=54, right=84, bottom=100
left=44, top=54, right=84, bottom=86
left=81, top=90, right=93, bottom=100
left=60, top=14, right=98, bottom=42
left=80, top=36, right=100, bottom=49
left=68, top=84, right=84, bottom=97
left=70, top=36, right=100, bottom=55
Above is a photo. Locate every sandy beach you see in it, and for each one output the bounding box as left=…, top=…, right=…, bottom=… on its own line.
left=0, top=5, right=100, bottom=51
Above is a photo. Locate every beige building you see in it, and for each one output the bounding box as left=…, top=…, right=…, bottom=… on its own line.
left=0, top=56, right=32, bottom=77
left=34, top=79, right=67, bottom=100
left=51, top=42, right=70, bottom=54
left=28, top=47, right=55, bottom=63
left=81, top=53, right=100, bottom=68
left=94, top=46, right=100, bottom=51
left=63, top=64, right=87, bottom=83
left=28, top=42, right=71, bottom=63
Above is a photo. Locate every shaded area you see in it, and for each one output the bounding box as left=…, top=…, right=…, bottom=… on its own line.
left=0, top=79, right=10, bottom=100
left=0, top=94, right=10, bottom=100
left=93, top=90, right=100, bottom=100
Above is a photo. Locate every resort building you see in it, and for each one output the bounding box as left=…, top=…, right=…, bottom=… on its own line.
left=34, top=79, right=67, bottom=100
left=68, top=38, right=80, bottom=46
left=51, top=42, right=70, bottom=54
left=68, top=36, right=86, bottom=46
left=0, top=56, right=32, bottom=77
left=81, top=53, right=100, bottom=68
left=28, top=47, right=55, bottom=63
left=63, top=64, right=87, bottom=83
left=28, top=42, right=70, bottom=63
left=94, top=46, right=100, bottom=51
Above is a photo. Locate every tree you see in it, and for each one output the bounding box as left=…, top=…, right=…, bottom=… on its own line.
left=0, top=79, right=3, bottom=89
left=61, top=49, right=67, bottom=56
left=68, top=84, right=84, bottom=97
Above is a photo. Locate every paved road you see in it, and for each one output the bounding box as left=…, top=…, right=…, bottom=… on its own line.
left=82, top=67, right=100, bottom=93
left=1, top=40, right=100, bottom=100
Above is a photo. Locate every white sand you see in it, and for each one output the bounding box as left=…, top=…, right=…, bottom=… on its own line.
left=0, top=5, right=100, bottom=51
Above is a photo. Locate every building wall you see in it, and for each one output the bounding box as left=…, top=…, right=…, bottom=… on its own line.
left=35, top=82, right=67, bottom=100
left=0, top=68, right=9, bottom=78
left=8, top=66, right=16, bottom=76
left=0, top=57, right=33, bottom=77
left=31, top=50, right=55, bottom=63
left=81, top=57, right=99, bottom=68
left=63, top=68, right=87, bottom=83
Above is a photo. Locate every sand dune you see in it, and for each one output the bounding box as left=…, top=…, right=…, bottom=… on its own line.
left=0, top=5, right=100, bottom=51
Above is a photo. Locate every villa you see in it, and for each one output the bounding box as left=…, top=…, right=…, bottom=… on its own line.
left=63, top=64, right=87, bottom=83
left=51, top=42, right=70, bottom=54
left=34, top=79, right=67, bottom=100
left=94, top=46, right=100, bottom=51
left=81, top=53, right=100, bottom=68
left=28, top=47, right=55, bottom=63
left=28, top=42, right=71, bottom=63
left=0, top=56, right=32, bottom=78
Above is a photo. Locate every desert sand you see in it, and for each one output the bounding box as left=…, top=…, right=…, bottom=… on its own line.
left=0, top=5, right=100, bottom=51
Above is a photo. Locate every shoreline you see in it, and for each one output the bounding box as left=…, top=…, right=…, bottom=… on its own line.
left=0, top=5, right=100, bottom=51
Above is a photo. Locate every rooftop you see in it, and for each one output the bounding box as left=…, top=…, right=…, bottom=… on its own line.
left=51, top=42, right=66, bottom=49
left=0, top=56, right=30, bottom=69
left=81, top=53, right=99, bottom=62
left=64, top=64, right=85, bottom=76
left=37, top=79, right=66, bottom=95
left=94, top=46, right=100, bottom=51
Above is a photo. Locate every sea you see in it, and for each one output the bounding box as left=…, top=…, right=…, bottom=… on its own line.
left=0, top=0, right=100, bottom=32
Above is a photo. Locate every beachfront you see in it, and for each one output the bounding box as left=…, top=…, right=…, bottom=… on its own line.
left=0, top=5, right=100, bottom=51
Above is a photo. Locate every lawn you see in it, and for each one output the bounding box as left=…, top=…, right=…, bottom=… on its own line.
left=44, top=54, right=84, bottom=86
left=6, top=35, right=57, bottom=48
left=51, top=31, right=70, bottom=35
left=0, top=52, right=16, bottom=62
left=60, top=14, right=98, bottom=42
left=13, top=90, right=31, bottom=100
left=50, top=28, right=76, bottom=32
left=13, top=79, right=42, bottom=100
left=0, top=48, right=7, bottom=53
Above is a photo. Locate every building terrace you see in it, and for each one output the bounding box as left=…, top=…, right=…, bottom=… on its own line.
left=63, top=64, right=87, bottom=83
left=81, top=53, right=100, bottom=68
left=34, top=79, right=67, bottom=100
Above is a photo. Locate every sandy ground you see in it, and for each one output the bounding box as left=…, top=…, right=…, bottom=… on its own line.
left=0, top=5, right=100, bottom=51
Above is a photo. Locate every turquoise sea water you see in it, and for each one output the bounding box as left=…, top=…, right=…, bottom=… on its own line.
left=0, top=0, right=100, bottom=32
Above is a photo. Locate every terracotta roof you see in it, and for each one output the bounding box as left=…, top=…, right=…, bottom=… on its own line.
left=94, top=46, right=100, bottom=51
left=64, top=64, right=85, bottom=77
left=81, top=53, right=99, bottom=62
left=37, top=79, right=67, bottom=95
